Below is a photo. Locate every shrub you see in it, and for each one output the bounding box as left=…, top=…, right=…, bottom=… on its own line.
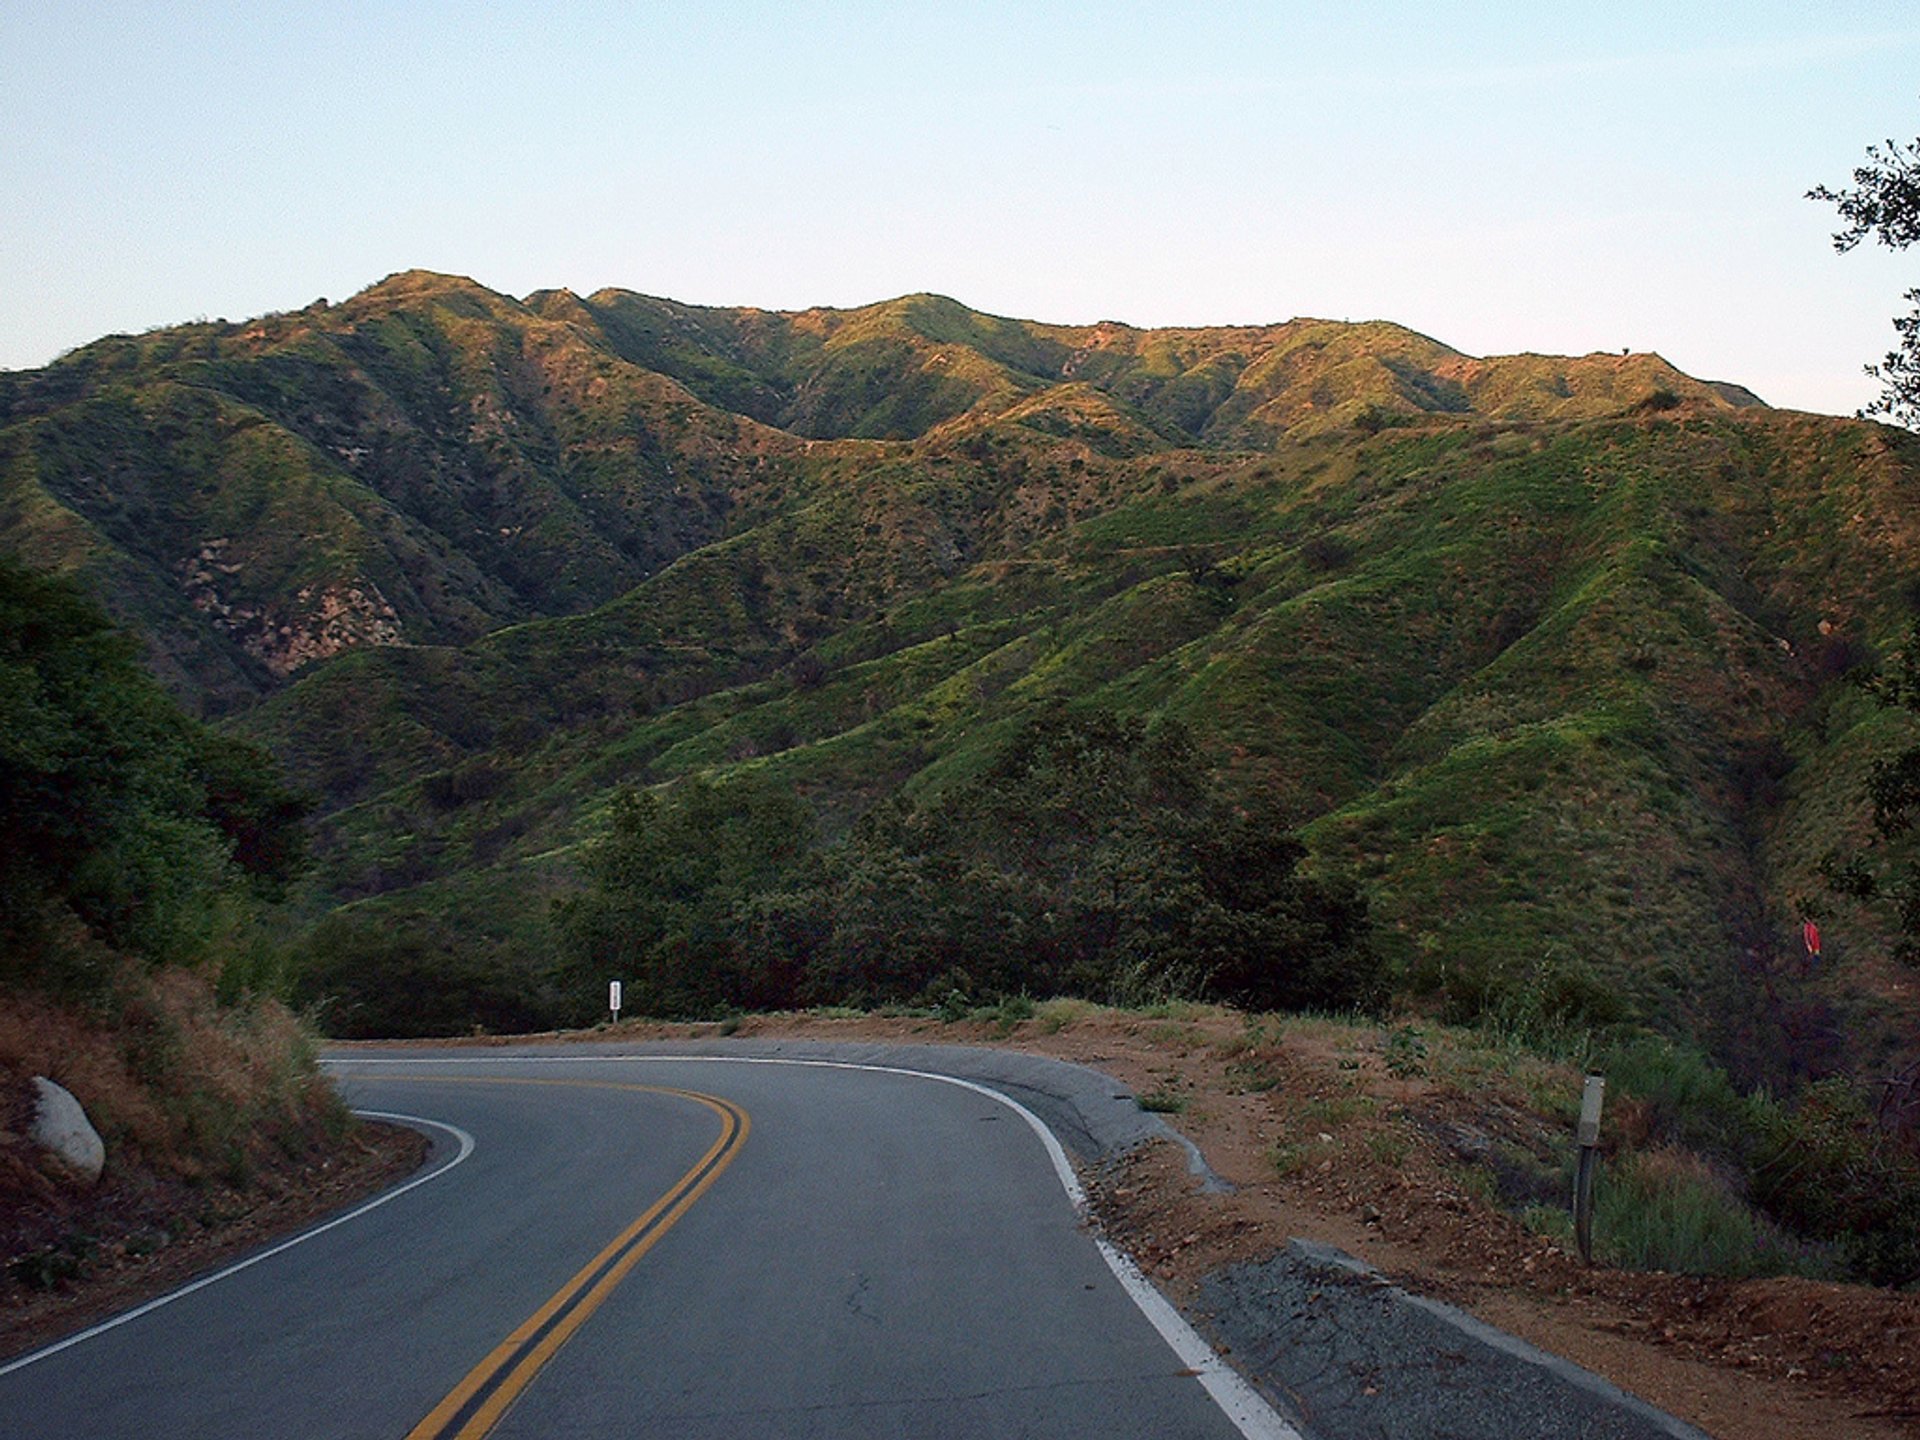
left=1600, top=1034, right=1752, bottom=1155
left=1299, top=534, right=1354, bottom=573
left=0, top=558, right=306, bottom=988
left=1594, top=1147, right=1833, bottom=1279
left=420, top=758, right=509, bottom=812
left=293, top=909, right=569, bottom=1038
left=559, top=707, right=1379, bottom=1022
left=1598, top=1037, right=1920, bottom=1286
left=1749, top=1078, right=1920, bottom=1287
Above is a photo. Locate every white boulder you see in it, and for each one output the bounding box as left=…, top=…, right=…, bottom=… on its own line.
left=31, top=1076, right=105, bottom=1185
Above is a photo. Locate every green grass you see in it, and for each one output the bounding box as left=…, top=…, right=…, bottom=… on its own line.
left=1267, top=1143, right=1309, bottom=1177
left=1366, top=1129, right=1413, bottom=1168
left=1586, top=1149, right=1838, bottom=1280
left=1302, top=1095, right=1377, bottom=1126
left=1029, top=997, right=1093, bottom=1034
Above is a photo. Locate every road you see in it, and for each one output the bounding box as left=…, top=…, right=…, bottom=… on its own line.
left=0, top=1047, right=1290, bottom=1439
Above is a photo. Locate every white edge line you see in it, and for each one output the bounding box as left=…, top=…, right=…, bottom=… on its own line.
left=327, top=1052, right=1303, bottom=1440
left=0, top=1111, right=475, bottom=1379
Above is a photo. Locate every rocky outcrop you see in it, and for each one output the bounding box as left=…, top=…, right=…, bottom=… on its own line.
left=31, top=1076, right=105, bottom=1185
left=180, top=540, right=404, bottom=676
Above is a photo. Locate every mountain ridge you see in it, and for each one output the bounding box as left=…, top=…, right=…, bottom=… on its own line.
left=0, top=270, right=1765, bottom=713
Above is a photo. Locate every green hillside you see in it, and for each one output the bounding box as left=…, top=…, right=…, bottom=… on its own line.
left=2, top=272, right=1911, bottom=1090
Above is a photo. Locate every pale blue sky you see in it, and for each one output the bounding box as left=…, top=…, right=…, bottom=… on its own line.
left=4, top=2, right=1916, bottom=415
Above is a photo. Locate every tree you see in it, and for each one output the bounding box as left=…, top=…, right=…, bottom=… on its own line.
left=1811, top=134, right=1920, bottom=428
left=1821, top=622, right=1920, bottom=963
left=0, top=557, right=308, bottom=988
left=781, top=707, right=1379, bottom=1012
left=559, top=706, right=1379, bottom=1018
left=558, top=774, right=814, bottom=1016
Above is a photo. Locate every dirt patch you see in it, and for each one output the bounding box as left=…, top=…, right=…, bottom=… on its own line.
left=0, top=1117, right=427, bottom=1362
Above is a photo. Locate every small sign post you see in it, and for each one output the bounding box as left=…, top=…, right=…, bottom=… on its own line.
left=1573, top=1074, right=1605, bottom=1264
left=609, top=979, right=623, bottom=1025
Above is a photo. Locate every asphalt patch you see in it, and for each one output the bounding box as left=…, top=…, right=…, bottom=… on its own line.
left=1194, top=1239, right=1711, bottom=1440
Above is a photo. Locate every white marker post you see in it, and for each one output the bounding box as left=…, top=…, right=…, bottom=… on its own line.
left=608, top=979, right=623, bottom=1026
left=1573, top=1074, right=1605, bottom=1263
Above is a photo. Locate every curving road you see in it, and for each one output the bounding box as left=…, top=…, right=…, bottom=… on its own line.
left=0, top=1046, right=1293, bottom=1439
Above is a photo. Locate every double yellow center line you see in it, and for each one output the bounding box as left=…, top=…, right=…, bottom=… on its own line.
left=364, top=1075, right=750, bottom=1440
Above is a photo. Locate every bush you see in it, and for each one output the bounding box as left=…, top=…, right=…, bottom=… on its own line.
left=1593, top=1147, right=1831, bottom=1279
left=293, top=909, right=570, bottom=1038
left=559, top=707, right=1379, bottom=1020
left=1443, top=952, right=1630, bottom=1041
left=420, top=758, right=510, bottom=812
left=1299, top=535, right=1354, bottom=573
left=787, top=709, right=1379, bottom=1013
left=1600, top=1034, right=1752, bottom=1155
left=1599, top=1036, right=1920, bottom=1286
left=0, top=558, right=306, bottom=988
left=1750, top=1078, right=1920, bottom=1287
left=558, top=774, right=815, bottom=1017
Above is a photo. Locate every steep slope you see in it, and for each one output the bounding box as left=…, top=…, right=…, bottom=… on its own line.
left=0, top=272, right=1763, bottom=716
left=230, top=400, right=1920, bottom=1080
left=0, top=272, right=803, bottom=711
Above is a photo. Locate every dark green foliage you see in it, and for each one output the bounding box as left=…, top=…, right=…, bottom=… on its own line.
left=558, top=774, right=816, bottom=1016
left=1425, top=951, right=1632, bottom=1034
left=9, top=1233, right=98, bottom=1292
left=1603, top=1034, right=1920, bottom=1287
left=1821, top=620, right=1920, bottom=964
left=1749, top=1077, right=1920, bottom=1286
left=559, top=709, right=1377, bottom=1018
left=792, top=708, right=1222, bottom=1005
left=1811, top=132, right=1920, bottom=427
left=791, top=706, right=1379, bottom=1012
left=196, top=730, right=309, bottom=897
left=0, top=557, right=306, bottom=988
left=291, top=908, right=565, bottom=1039
left=421, top=757, right=511, bottom=813
left=1189, top=807, right=1379, bottom=1011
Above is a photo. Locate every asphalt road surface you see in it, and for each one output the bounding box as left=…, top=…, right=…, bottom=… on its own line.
left=0, top=1048, right=1288, bottom=1439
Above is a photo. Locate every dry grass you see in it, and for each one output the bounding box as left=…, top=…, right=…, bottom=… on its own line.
left=0, top=959, right=376, bottom=1337
left=0, top=962, right=342, bottom=1192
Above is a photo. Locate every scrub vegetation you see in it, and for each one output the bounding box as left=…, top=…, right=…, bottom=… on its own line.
left=555, top=708, right=1377, bottom=1024
left=0, top=558, right=357, bottom=1302
left=6, top=272, right=1920, bottom=1289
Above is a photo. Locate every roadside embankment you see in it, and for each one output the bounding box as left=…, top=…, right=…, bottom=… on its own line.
left=0, top=965, right=424, bottom=1359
